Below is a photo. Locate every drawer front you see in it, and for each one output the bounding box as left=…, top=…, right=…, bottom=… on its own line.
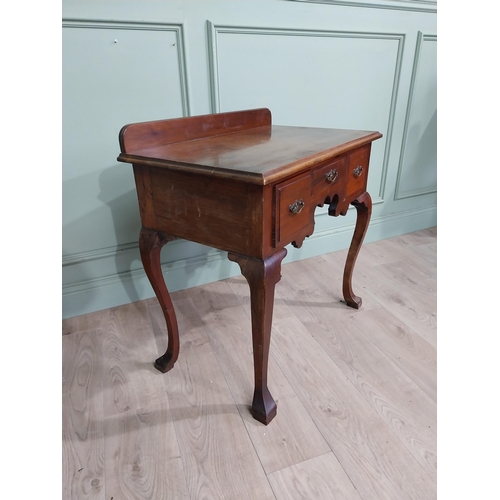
left=346, top=144, right=371, bottom=200
left=274, top=173, right=312, bottom=246
left=311, top=155, right=347, bottom=202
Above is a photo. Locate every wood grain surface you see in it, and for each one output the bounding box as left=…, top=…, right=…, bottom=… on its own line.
left=62, top=330, right=105, bottom=499
left=104, top=402, right=189, bottom=500
left=268, top=453, right=363, bottom=500
left=190, top=279, right=331, bottom=474
left=118, top=107, right=382, bottom=186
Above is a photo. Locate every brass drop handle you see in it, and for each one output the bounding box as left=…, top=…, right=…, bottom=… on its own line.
left=289, top=199, right=305, bottom=214
left=325, top=169, right=338, bottom=183
left=353, top=165, right=363, bottom=178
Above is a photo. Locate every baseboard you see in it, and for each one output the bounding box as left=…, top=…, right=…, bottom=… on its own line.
left=62, top=205, right=436, bottom=319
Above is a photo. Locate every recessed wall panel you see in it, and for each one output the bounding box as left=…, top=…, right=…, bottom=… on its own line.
left=395, top=33, right=436, bottom=199
left=62, top=23, right=187, bottom=258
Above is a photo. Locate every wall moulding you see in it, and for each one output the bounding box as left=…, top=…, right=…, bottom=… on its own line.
left=62, top=241, right=139, bottom=268
left=62, top=204, right=436, bottom=319
left=62, top=19, right=191, bottom=117
left=287, top=0, right=437, bottom=13
left=394, top=31, right=437, bottom=200
left=62, top=18, right=192, bottom=284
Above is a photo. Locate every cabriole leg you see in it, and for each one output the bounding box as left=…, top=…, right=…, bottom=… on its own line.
left=139, top=227, right=180, bottom=373
left=228, top=249, right=287, bottom=425
left=343, top=191, right=372, bottom=309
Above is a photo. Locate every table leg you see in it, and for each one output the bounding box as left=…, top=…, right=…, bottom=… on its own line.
left=139, top=227, right=180, bottom=373
left=228, top=249, right=287, bottom=425
left=343, top=191, right=372, bottom=309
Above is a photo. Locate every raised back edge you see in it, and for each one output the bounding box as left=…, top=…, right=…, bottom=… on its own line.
left=119, top=108, right=272, bottom=154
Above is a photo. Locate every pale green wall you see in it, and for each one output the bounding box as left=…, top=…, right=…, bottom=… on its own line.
left=62, top=0, right=437, bottom=319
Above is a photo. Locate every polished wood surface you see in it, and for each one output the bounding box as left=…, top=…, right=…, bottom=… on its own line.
left=119, top=107, right=272, bottom=154
left=117, top=108, right=382, bottom=424
left=119, top=109, right=382, bottom=185
left=62, top=228, right=437, bottom=500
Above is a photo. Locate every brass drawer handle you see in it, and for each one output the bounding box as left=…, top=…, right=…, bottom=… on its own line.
left=325, top=169, right=338, bottom=183
left=353, top=165, right=363, bottom=178
left=289, top=199, right=305, bottom=214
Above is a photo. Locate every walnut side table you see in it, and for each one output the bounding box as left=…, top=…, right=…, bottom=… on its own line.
left=117, top=108, right=382, bottom=425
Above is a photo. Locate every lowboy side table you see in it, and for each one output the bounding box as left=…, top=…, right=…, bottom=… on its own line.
left=117, top=108, right=382, bottom=425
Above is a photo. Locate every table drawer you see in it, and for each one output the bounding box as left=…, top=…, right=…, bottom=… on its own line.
left=346, top=144, right=371, bottom=199
left=274, top=173, right=312, bottom=246
left=311, top=155, right=347, bottom=202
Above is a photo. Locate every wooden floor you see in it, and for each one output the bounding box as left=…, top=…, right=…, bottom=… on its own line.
left=62, top=227, right=437, bottom=500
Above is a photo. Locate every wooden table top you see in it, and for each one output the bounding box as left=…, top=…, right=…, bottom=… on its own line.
left=118, top=124, right=382, bottom=185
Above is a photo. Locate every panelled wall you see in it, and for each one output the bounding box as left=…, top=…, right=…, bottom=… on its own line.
left=62, top=0, right=437, bottom=319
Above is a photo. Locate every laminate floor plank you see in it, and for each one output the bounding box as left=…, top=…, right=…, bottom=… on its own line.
left=63, top=310, right=105, bottom=336
left=278, top=254, right=382, bottom=315
left=190, top=279, right=331, bottom=475
left=62, top=228, right=437, bottom=500
left=283, top=279, right=437, bottom=480
left=360, top=266, right=437, bottom=347
left=100, top=301, right=169, bottom=418
left=268, top=452, right=363, bottom=500
left=104, top=401, right=190, bottom=500
left=366, top=236, right=437, bottom=279
left=407, top=241, right=437, bottom=272
left=150, top=296, right=276, bottom=500
left=349, top=307, right=437, bottom=402
left=321, top=252, right=437, bottom=347
left=374, top=259, right=436, bottom=295
left=271, top=303, right=436, bottom=500
left=62, top=330, right=105, bottom=500
left=397, top=226, right=437, bottom=245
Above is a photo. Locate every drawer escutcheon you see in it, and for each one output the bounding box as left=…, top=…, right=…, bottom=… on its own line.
left=353, top=165, right=363, bottom=178
left=289, top=199, right=305, bottom=214
left=326, top=169, right=339, bottom=183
